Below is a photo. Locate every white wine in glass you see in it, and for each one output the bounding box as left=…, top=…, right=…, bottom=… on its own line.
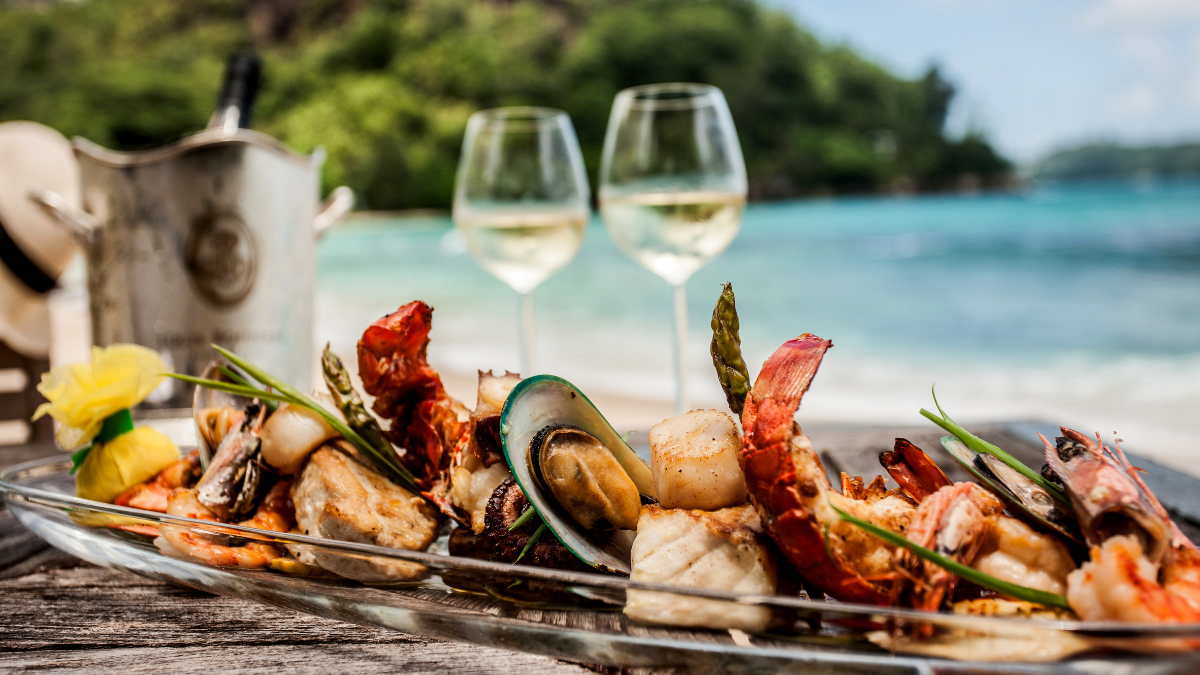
left=453, top=108, right=590, bottom=376
left=599, top=190, right=745, bottom=286
left=599, top=84, right=748, bottom=413
left=455, top=208, right=588, bottom=295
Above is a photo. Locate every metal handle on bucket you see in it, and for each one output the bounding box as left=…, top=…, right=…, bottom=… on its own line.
left=314, top=186, right=355, bottom=238
left=26, top=186, right=100, bottom=244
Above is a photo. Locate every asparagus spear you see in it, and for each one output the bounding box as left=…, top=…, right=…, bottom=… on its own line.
left=710, top=282, right=751, bottom=418
left=320, top=344, right=395, bottom=464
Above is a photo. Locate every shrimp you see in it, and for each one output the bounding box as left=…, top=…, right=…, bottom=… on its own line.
left=739, top=335, right=916, bottom=604
left=357, top=301, right=470, bottom=487
left=901, top=483, right=1002, bottom=611
left=971, top=515, right=1076, bottom=597
left=158, top=479, right=294, bottom=569
left=883, top=439, right=1076, bottom=600
left=1045, top=427, right=1200, bottom=623
left=115, top=450, right=202, bottom=513
left=880, top=438, right=951, bottom=503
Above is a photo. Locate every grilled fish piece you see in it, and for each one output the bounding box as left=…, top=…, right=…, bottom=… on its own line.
left=290, top=440, right=439, bottom=582
left=625, top=503, right=779, bottom=632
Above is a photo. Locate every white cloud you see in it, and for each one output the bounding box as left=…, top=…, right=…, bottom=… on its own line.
left=1117, top=31, right=1175, bottom=76
left=1079, top=0, right=1200, bottom=129
left=1081, top=0, right=1200, bottom=30
left=1185, top=28, right=1200, bottom=112
left=1107, top=82, right=1161, bottom=119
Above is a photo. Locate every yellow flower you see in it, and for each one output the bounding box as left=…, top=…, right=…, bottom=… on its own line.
left=33, top=344, right=168, bottom=450
left=74, top=426, right=179, bottom=503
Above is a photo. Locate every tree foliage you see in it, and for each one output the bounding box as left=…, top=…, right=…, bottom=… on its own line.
left=0, top=0, right=1011, bottom=209
left=1035, top=142, right=1200, bottom=180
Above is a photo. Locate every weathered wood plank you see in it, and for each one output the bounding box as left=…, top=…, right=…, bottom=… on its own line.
left=0, top=644, right=620, bottom=675
left=0, top=566, right=609, bottom=674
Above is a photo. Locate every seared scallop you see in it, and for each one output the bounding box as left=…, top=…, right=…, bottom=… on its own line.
left=649, top=409, right=748, bottom=511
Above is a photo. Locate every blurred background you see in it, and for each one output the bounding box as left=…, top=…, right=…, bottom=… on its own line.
left=3, top=0, right=1200, bottom=473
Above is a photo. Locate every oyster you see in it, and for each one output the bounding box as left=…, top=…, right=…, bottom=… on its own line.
left=940, top=436, right=1082, bottom=546
left=500, top=375, right=655, bottom=575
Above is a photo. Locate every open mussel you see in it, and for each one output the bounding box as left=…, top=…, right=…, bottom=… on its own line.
left=530, top=424, right=642, bottom=531
left=501, top=375, right=656, bottom=575
left=195, top=401, right=271, bottom=520
left=940, top=436, right=1083, bottom=546
left=193, top=359, right=255, bottom=470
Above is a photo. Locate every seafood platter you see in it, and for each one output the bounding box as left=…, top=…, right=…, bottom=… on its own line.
left=4, top=284, right=1200, bottom=673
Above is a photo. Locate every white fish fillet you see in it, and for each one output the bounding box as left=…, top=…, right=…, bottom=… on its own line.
left=290, top=442, right=439, bottom=582
left=625, top=503, right=777, bottom=632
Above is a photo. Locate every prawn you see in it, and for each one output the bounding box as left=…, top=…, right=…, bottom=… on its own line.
left=883, top=439, right=1076, bottom=601
left=357, top=301, right=470, bottom=487
left=1045, top=428, right=1200, bottom=623
left=158, top=479, right=294, bottom=569
left=115, top=450, right=202, bottom=513
left=900, top=482, right=1002, bottom=611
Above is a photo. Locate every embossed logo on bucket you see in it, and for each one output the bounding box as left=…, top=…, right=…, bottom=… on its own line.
left=185, top=211, right=257, bottom=307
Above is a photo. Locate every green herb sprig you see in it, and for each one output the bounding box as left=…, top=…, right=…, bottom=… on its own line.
left=831, top=503, right=1071, bottom=610
left=920, top=387, right=1068, bottom=505
left=168, top=344, right=420, bottom=493
left=508, top=505, right=538, bottom=532
left=515, top=523, right=548, bottom=564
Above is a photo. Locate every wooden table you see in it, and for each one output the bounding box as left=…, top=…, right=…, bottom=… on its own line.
left=4, top=423, right=1199, bottom=673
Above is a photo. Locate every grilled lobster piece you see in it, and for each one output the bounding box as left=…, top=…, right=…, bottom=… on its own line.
left=739, top=334, right=915, bottom=606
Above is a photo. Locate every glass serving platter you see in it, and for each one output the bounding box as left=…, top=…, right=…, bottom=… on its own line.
left=4, top=455, right=1200, bottom=674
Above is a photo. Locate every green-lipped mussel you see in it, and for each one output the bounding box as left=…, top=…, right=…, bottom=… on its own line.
left=500, top=375, right=656, bottom=575
left=940, top=436, right=1083, bottom=546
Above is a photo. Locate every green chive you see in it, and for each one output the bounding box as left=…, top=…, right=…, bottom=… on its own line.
left=212, top=345, right=418, bottom=490
left=514, top=523, right=548, bottom=563
left=215, top=365, right=277, bottom=411
left=921, top=387, right=1068, bottom=505
left=830, top=503, right=1071, bottom=610
left=508, top=505, right=538, bottom=532
left=169, top=350, right=421, bottom=494
left=166, top=374, right=297, bottom=405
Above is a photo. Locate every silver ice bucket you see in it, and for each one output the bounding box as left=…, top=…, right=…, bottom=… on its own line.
left=31, top=128, right=353, bottom=408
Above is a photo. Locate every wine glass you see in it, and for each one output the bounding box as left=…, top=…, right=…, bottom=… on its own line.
left=453, top=107, right=591, bottom=376
left=599, top=83, right=747, bottom=414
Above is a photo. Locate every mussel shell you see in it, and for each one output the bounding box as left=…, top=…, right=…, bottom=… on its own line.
left=940, top=436, right=1083, bottom=546
left=501, top=375, right=654, bottom=575
left=193, top=359, right=255, bottom=470
left=195, top=402, right=268, bottom=519
left=530, top=424, right=642, bottom=532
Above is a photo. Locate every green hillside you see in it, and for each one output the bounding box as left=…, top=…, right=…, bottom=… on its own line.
left=1035, top=142, right=1200, bottom=180
left=0, top=0, right=1011, bottom=209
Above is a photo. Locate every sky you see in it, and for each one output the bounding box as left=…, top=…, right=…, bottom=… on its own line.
left=768, top=0, right=1200, bottom=164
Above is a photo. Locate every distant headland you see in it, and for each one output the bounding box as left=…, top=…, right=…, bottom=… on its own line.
left=1034, top=142, right=1200, bottom=180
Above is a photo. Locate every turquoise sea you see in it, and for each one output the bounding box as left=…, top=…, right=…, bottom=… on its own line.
left=318, top=178, right=1200, bottom=473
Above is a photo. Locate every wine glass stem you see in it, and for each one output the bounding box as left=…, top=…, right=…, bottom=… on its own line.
left=672, top=282, right=689, bottom=415
left=519, top=291, right=536, bottom=377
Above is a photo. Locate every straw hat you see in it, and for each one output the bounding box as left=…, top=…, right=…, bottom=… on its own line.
left=0, top=121, right=80, bottom=358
